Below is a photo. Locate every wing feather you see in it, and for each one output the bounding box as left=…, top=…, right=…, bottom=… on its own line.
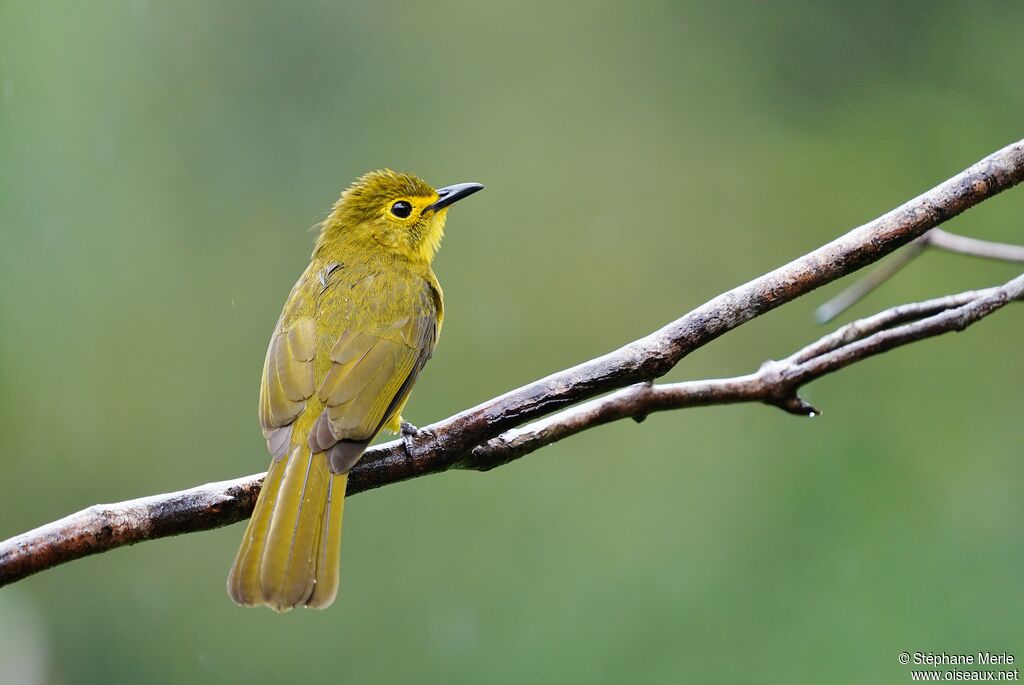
left=321, top=314, right=430, bottom=441
left=259, top=318, right=316, bottom=431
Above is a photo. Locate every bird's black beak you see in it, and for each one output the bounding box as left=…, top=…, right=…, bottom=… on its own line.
left=426, top=182, right=485, bottom=212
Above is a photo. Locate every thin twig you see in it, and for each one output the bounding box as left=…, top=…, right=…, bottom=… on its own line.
left=816, top=226, right=1024, bottom=323
left=814, top=238, right=928, bottom=324
left=800, top=286, right=1002, bottom=363
left=928, top=228, right=1024, bottom=262
left=2, top=139, right=1024, bottom=588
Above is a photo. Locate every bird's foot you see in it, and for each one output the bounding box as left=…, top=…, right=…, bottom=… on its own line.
left=400, top=419, right=422, bottom=456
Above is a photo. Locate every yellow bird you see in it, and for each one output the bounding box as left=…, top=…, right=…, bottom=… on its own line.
left=228, top=171, right=483, bottom=611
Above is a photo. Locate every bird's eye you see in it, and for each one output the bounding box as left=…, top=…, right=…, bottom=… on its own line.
left=390, top=201, right=412, bottom=218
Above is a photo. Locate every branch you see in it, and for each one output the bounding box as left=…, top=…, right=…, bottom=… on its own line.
left=3, top=139, right=1024, bottom=588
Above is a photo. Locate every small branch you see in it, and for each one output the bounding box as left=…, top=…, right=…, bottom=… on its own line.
left=467, top=274, right=1024, bottom=471
left=2, top=139, right=1024, bottom=588
left=816, top=227, right=1024, bottom=323
left=928, top=228, right=1024, bottom=262
left=801, top=286, right=1003, bottom=362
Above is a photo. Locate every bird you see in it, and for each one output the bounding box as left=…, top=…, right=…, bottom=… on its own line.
left=227, top=170, right=483, bottom=611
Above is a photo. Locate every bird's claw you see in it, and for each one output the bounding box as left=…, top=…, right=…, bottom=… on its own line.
left=400, top=419, right=419, bottom=438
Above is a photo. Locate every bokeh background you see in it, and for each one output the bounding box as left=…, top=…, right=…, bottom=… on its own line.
left=2, top=2, right=1023, bottom=683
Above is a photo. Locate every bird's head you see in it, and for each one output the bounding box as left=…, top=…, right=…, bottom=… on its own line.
left=318, top=170, right=483, bottom=264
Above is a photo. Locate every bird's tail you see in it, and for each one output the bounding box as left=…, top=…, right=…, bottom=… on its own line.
left=227, top=445, right=347, bottom=611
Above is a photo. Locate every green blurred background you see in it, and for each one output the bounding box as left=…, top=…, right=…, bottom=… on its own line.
left=2, top=1, right=1022, bottom=683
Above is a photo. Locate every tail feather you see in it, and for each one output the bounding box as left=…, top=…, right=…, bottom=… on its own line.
left=227, top=445, right=346, bottom=612
left=260, top=445, right=327, bottom=609
left=307, top=473, right=347, bottom=608
left=227, top=455, right=289, bottom=606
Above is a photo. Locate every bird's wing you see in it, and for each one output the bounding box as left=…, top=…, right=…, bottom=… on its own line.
left=258, top=267, right=439, bottom=471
